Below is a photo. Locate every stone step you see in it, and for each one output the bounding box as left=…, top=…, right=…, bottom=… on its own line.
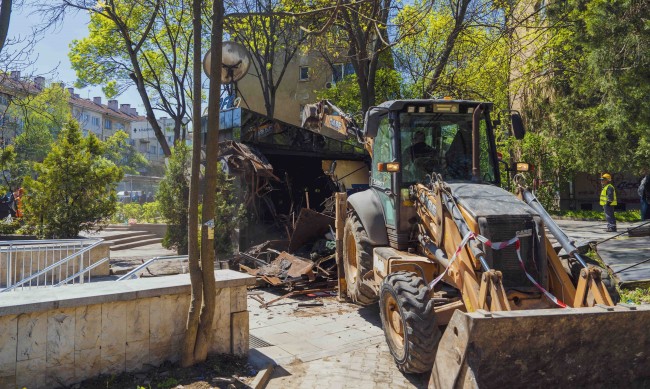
left=103, top=225, right=131, bottom=231
left=103, top=231, right=151, bottom=242
left=108, top=233, right=158, bottom=246
left=111, top=237, right=164, bottom=251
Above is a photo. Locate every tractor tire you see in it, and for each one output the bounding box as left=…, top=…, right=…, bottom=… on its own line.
left=563, top=257, right=620, bottom=304
left=379, top=271, right=441, bottom=374
left=342, top=213, right=378, bottom=305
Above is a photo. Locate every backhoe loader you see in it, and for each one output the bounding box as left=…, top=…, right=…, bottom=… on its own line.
left=315, top=99, right=650, bottom=388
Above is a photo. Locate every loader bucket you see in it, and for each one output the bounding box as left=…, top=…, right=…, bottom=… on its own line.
left=430, top=305, right=650, bottom=388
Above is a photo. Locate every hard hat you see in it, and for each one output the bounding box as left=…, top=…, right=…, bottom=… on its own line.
left=600, top=173, right=612, bottom=181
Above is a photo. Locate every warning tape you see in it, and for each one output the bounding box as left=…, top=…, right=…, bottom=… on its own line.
left=428, top=232, right=567, bottom=308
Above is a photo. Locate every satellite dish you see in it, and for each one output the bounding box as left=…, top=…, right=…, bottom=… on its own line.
left=203, top=41, right=251, bottom=83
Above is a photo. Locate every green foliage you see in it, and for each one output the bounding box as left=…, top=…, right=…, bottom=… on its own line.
left=22, top=120, right=123, bottom=238
left=522, top=0, right=650, bottom=178
left=103, top=130, right=149, bottom=174
left=4, top=85, right=72, bottom=188
left=157, top=377, right=179, bottom=389
left=214, top=163, right=246, bottom=256
left=550, top=209, right=641, bottom=223
left=0, top=217, right=20, bottom=235
left=111, top=201, right=162, bottom=224
left=620, top=287, right=650, bottom=305
left=315, top=69, right=403, bottom=117
left=142, top=201, right=162, bottom=223
left=157, top=143, right=190, bottom=254
left=394, top=0, right=509, bottom=107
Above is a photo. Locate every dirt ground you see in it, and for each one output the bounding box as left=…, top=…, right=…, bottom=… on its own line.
left=74, top=354, right=254, bottom=389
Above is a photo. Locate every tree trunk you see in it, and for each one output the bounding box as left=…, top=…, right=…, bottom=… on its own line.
left=194, top=0, right=223, bottom=363
left=0, top=0, right=12, bottom=55
left=423, top=0, right=470, bottom=98
left=181, top=0, right=205, bottom=367
left=183, top=0, right=223, bottom=364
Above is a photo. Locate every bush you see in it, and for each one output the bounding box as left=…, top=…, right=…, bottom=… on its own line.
left=157, top=144, right=190, bottom=254
left=23, top=120, right=123, bottom=238
left=0, top=218, right=21, bottom=235
left=141, top=201, right=162, bottom=223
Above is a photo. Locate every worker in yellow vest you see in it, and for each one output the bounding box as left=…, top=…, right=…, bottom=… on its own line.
left=600, top=173, right=617, bottom=232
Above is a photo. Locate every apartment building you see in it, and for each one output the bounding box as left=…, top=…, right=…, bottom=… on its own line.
left=68, top=88, right=140, bottom=141
left=130, top=116, right=176, bottom=163
left=236, top=51, right=354, bottom=127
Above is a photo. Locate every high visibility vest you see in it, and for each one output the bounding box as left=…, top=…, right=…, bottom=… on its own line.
left=600, top=184, right=617, bottom=206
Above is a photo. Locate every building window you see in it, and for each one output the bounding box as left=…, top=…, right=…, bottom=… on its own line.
left=104, top=119, right=112, bottom=129
left=332, top=63, right=355, bottom=83
left=299, top=66, right=309, bottom=81
left=91, top=117, right=100, bottom=127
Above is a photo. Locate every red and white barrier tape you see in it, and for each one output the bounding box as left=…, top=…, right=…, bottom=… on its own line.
left=428, top=232, right=567, bottom=308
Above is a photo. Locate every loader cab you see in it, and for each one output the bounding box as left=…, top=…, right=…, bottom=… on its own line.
left=365, top=100, right=501, bottom=249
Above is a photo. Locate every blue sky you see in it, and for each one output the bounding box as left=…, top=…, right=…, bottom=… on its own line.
left=9, top=5, right=143, bottom=111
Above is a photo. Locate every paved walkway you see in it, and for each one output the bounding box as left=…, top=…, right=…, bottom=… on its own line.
left=247, top=290, right=428, bottom=388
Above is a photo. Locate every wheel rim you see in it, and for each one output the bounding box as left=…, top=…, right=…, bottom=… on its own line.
left=383, top=292, right=405, bottom=359
left=345, top=229, right=358, bottom=283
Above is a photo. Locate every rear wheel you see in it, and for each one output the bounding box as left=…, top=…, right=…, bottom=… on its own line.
left=379, top=271, right=441, bottom=374
left=342, top=213, right=378, bottom=305
left=563, top=257, right=620, bottom=304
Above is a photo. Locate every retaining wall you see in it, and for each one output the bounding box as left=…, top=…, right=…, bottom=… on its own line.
left=0, top=270, right=255, bottom=388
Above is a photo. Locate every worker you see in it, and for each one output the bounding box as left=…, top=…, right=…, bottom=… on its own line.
left=404, top=131, right=435, bottom=165
left=638, top=172, right=650, bottom=221
left=600, top=173, right=617, bottom=232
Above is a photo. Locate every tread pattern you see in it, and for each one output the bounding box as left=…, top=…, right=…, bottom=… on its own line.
left=380, top=271, right=441, bottom=374
left=343, top=213, right=378, bottom=305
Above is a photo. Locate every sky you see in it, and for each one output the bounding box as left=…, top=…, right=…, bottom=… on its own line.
left=8, top=5, right=143, bottom=112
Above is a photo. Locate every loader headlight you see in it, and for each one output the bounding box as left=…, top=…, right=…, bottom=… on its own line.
left=377, top=162, right=401, bottom=172
left=515, top=162, right=534, bottom=172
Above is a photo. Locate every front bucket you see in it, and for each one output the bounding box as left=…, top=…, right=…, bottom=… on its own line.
left=430, top=305, right=650, bottom=388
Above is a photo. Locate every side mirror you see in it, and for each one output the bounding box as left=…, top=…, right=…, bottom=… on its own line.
left=511, top=113, right=525, bottom=140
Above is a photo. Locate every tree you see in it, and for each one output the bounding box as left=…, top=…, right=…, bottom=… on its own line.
left=22, top=120, right=123, bottom=238
left=513, top=0, right=650, bottom=185
left=3, top=84, right=72, bottom=189
left=182, top=0, right=222, bottom=367
left=223, top=0, right=309, bottom=118
left=52, top=0, right=195, bottom=156
left=213, top=163, right=245, bottom=256
left=157, top=142, right=190, bottom=254
left=103, top=130, right=149, bottom=174
left=316, top=68, right=402, bottom=115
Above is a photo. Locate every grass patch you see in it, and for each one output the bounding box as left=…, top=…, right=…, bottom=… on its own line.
left=620, top=287, right=650, bottom=305
left=550, top=209, right=641, bottom=222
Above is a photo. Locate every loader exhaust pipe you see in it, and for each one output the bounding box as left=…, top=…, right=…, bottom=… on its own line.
left=520, top=187, right=588, bottom=268
left=471, top=104, right=484, bottom=182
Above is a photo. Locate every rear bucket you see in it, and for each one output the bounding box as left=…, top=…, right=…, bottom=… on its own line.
left=430, top=305, right=650, bottom=388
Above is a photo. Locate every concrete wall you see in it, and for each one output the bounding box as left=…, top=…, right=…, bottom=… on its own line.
left=0, top=242, right=110, bottom=288
left=0, top=270, right=255, bottom=389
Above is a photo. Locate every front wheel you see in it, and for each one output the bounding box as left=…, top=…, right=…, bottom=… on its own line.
left=379, top=271, right=441, bottom=374
left=342, top=212, right=378, bottom=305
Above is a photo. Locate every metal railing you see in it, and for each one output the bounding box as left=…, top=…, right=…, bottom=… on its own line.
left=117, top=255, right=188, bottom=281
left=0, top=239, right=108, bottom=292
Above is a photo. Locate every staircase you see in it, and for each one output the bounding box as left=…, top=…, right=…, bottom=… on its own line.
left=103, top=225, right=164, bottom=251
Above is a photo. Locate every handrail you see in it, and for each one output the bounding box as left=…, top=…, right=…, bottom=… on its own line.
left=1, top=238, right=104, bottom=292
left=54, top=256, right=111, bottom=287
left=117, top=255, right=188, bottom=281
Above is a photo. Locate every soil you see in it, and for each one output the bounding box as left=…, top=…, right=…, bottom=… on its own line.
left=74, top=354, right=255, bottom=389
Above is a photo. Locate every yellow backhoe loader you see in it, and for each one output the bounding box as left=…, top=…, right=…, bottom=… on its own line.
left=312, top=99, right=650, bottom=388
